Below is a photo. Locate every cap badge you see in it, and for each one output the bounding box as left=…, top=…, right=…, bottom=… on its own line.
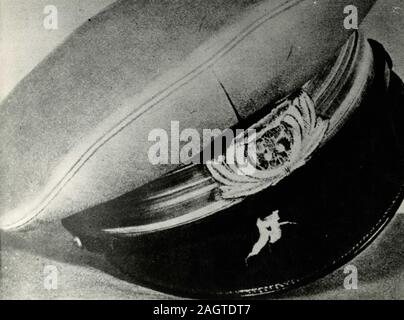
left=207, top=90, right=329, bottom=199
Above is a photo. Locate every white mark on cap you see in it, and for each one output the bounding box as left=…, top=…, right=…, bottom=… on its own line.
left=246, top=210, right=296, bottom=264
left=73, top=236, right=83, bottom=249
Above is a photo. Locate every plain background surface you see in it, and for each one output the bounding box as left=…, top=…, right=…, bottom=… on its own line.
left=0, top=0, right=403, bottom=299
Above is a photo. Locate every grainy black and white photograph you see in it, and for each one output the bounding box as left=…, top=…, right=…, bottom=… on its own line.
left=0, top=0, right=403, bottom=304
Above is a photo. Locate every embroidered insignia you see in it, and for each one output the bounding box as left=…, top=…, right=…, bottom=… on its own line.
left=207, top=90, right=328, bottom=199
left=246, top=210, right=296, bottom=263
